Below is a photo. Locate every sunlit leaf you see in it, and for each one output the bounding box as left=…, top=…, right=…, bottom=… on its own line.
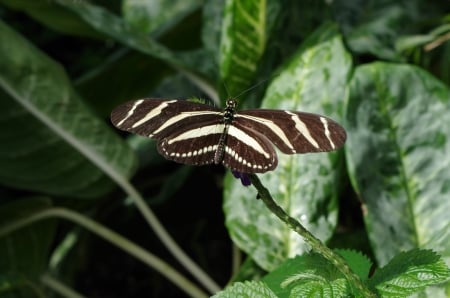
left=212, top=281, right=277, bottom=298
left=346, top=62, right=450, bottom=265
left=368, top=249, right=450, bottom=297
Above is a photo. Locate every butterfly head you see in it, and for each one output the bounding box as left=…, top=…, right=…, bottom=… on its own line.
left=223, top=99, right=237, bottom=122
left=226, top=99, right=237, bottom=109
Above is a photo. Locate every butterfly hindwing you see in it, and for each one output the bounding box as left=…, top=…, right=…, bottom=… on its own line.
left=157, top=121, right=224, bottom=166
left=222, top=122, right=277, bottom=173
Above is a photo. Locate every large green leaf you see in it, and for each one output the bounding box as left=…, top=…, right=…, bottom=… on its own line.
left=224, top=23, right=352, bottom=270
left=0, top=198, right=56, bottom=297
left=0, top=20, right=136, bottom=198
left=219, top=0, right=274, bottom=100
left=345, top=62, right=450, bottom=266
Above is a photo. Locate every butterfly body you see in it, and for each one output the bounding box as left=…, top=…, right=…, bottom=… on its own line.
left=111, top=99, right=346, bottom=173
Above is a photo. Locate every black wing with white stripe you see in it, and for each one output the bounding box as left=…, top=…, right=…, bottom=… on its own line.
left=110, top=98, right=346, bottom=173
left=235, top=109, right=346, bottom=154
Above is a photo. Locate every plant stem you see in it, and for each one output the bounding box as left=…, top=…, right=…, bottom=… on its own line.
left=249, top=174, right=378, bottom=298
left=41, top=274, right=87, bottom=298
left=0, top=207, right=208, bottom=298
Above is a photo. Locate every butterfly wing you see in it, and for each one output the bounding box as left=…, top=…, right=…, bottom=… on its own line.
left=111, top=99, right=226, bottom=166
left=157, top=120, right=224, bottom=166
left=222, top=122, right=278, bottom=173
left=235, top=109, right=346, bottom=154
left=110, top=99, right=223, bottom=140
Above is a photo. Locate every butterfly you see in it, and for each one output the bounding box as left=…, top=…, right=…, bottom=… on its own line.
left=111, top=98, right=346, bottom=174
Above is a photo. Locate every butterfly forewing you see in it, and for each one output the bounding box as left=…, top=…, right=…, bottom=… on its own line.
left=110, top=99, right=222, bottom=139
left=235, top=109, right=346, bottom=154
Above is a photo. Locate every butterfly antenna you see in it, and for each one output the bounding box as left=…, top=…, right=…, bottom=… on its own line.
left=233, top=78, right=271, bottom=100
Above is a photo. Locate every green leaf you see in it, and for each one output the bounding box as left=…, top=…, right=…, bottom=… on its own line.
left=212, top=281, right=278, bottom=298
left=0, top=20, right=136, bottom=198
left=0, top=0, right=105, bottom=39
left=333, top=0, right=446, bottom=60
left=56, top=0, right=216, bottom=99
left=123, top=0, right=202, bottom=35
left=335, top=249, right=373, bottom=281
left=224, top=23, right=352, bottom=270
left=368, top=249, right=450, bottom=297
left=0, top=197, right=56, bottom=297
left=345, top=62, right=450, bottom=266
left=263, top=254, right=350, bottom=298
left=219, top=0, right=271, bottom=99
left=202, top=0, right=225, bottom=79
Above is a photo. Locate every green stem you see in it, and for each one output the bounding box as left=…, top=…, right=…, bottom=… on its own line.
left=249, top=174, right=378, bottom=298
left=0, top=207, right=208, bottom=298
left=40, top=274, right=87, bottom=298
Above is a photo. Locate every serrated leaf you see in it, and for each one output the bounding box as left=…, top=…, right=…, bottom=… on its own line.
left=368, top=249, right=450, bottom=297
left=224, top=23, right=352, bottom=271
left=263, top=254, right=349, bottom=298
left=212, top=280, right=278, bottom=298
left=0, top=198, right=56, bottom=296
left=219, top=0, right=270, bottom=99
left=335, top=249, right=373, bottom=280
left=0, top=20, right=136, bottom=197
left=345, top=62, right=450, bottom=266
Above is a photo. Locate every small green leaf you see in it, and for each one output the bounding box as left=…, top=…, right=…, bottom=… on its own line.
left=345, top=62, right=450, bottom=266
left=368, top=249, right=450, bottom=297
left=212, top=280, right=278, bottom=298
left=0, top=20, right=136, bottom=197
left=224, top=23, right=352, bottom=270
left=335, top=249, right=373, bottom=281
left=0, top=197, right=56, bottom=296
left=263, top=254, right=350, bottom=298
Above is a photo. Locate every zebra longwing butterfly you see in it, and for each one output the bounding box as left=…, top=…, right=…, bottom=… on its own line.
left=111, top=99, right=346, bottom=174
